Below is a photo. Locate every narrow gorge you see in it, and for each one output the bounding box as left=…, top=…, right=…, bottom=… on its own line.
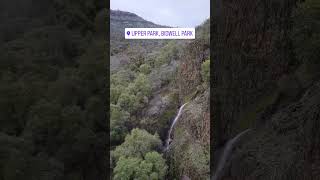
left=110, top=10, right=210, bottom=179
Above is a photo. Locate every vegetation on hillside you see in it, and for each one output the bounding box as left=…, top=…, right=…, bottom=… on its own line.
left=0, top=1, right=107, bottom=179
left=110, top=9, right=210, bottom=179
left=111, top=129, right=167, bottom=180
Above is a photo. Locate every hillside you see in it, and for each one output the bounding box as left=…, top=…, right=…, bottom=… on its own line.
left=110, top=9, right=168, bottom=55
left=212, top=0, right=320, bottom=179
left=0, top=1, right=107, bottom=179
left=110, top=10, right=210, bottom=179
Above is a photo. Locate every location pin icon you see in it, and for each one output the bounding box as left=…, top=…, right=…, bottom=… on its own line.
left=127, top=31, right=130, bottom=36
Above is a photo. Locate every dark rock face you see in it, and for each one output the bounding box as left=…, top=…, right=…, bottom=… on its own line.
left=213, top=0, right=299, bottom=148
left=212, top=0, right=320, bottom=179
left=178, top=39, right=209, bottom=100
left=219, top=81, right=320, bottom=180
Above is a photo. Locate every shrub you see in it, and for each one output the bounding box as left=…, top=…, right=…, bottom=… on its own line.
left=112, top=128, right=161, bottom=161
left=113, top=152, right=167, bottom=180
left=110, top=85, right=123, bottom=104
left=139, top=64, right=152, bottom=74
left=110, top=104, right=130, bottom=144
left=133, top=73, right=152, bottom=97
left=201, top=59, right=210, bottom=83
left=117, top=91, right=137, bottom=113
left=154, top=41, right=179, bottom=67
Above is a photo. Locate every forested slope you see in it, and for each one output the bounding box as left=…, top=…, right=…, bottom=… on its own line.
left=0, top=1, right=107, bottom=179
left=110, top=10, right=210, bottom=179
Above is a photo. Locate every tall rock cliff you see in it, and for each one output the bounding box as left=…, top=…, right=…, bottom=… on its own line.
left=213, top=0, right=299, bottom=148
left=167, top=20, right=211, bottom=180
left=213, top=0, right=320, bottom=179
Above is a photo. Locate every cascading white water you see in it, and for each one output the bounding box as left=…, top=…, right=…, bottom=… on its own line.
left=164, top=103, right=188, bottom=151
left=213, top=129, right=251, bottom=180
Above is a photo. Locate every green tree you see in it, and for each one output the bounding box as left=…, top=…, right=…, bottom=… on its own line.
left=113, top=152, right=168, bottom=180
left=25, top=99, right=62, bottom=148
left=110, top=85, right=124, bottom=104
left=117, top=91, right=137, bottom=113
left=111, top=69, right=134, bottom=87
left=143, top=152, right=168, bottom=179
left=139, top=64, right=152, bottom=74
left=110, top=104, right=130, bottom=144
left=133, top=73, right=152, bottom=97
left=0, top=0, right=108, bottom=179
left=113, top=157, right=141, bottom=180
left=201, top=59, right=210, bottom=83
left=154, top=41, right=179, bottom=67
left=112, top=128, right=161, bottom=161
left=116, top=74, right=151, bottom=114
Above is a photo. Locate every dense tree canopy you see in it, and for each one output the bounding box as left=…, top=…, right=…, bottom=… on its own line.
left=112, top=128, right=162, bottom=161
left=113, top=152, right=167, bottom=180
left=112, top=129, right=167, bottom=180
left=0, top=1, right=107, bottom=179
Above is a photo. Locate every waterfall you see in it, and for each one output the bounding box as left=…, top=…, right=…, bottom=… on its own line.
left=213, top=129, right=251, bottom=180
left=164, top=103, right=188, bottom=151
